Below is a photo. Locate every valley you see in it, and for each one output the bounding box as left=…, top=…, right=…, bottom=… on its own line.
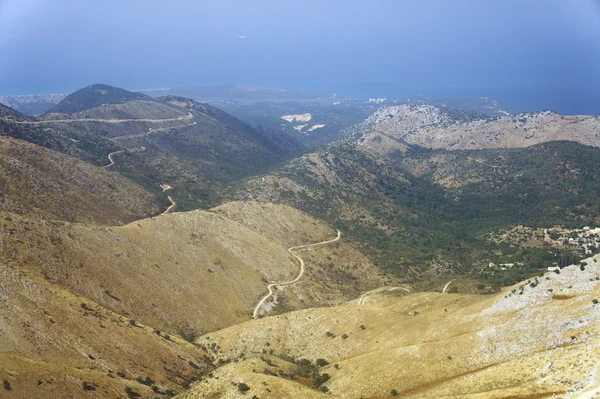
left=1, top=83, right=600, bottom=398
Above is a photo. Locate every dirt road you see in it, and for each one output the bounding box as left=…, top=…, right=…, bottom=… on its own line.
left=252, top=229, right=341, bottom=319
left=14, top=113, right=193, bottom=125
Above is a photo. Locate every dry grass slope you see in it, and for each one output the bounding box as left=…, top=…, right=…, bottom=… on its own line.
left=184, top=255, right=600, bottom=398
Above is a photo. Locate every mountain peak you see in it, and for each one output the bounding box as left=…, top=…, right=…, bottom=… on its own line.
left=48, top=83, right=149, bottom=114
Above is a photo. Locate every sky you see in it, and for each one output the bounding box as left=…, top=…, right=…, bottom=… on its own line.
left=0, top=0, right=599, bottom=113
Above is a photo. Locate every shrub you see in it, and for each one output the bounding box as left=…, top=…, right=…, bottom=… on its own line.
left=593, top=299, right=599, bottom=304
left=116, top=371, right=126, bottom=378
left=124, top=387, right=136, bottom=398
left=238, top=382, right=251, bottom=393
left=128, top=319, right=136, bottom=326
left=341, top=334, right=349, bottom=339
left=316, top=358, right=329, bottom=367
left=151, top=385, right=160, bottom=392
left=3, top=380, right=11, bottom=390
left=391, top=389, right=399, bottom=396
left=135, top=376, right=154, bottom=386
left=82, top=381, right=96, bottom=391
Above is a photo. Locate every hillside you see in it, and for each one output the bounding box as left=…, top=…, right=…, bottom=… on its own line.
left=48, top=83, right=149, bottom=114
left=0, top=200, right=389, bottom=398
left=182, top=254, right=600, bottom=398
left=0, top=105, right=119, bottom=165
left=0, top=135, right=158, bottom=223
left=0, top=202, right=387, bottom=335
left=344, top=104, right=600, bottom=155
left=224, top=136, right=600, bottom=288
left=1, top=85, right=304, bottom=211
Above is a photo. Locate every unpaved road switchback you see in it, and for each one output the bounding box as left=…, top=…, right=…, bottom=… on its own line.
left=252, top=229, right=341, bottom=319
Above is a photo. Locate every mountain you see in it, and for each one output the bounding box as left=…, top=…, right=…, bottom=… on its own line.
left=48, top=83, right=150, bottom=114
left=344, top=104, right=600, bottom=154
left=0, top=93, right=66, bottom=116
left=405, top=95, right=516, bottom=117
left=0, top=85, right=304, bottom=211
left=224, top=106, right=600, bottom=288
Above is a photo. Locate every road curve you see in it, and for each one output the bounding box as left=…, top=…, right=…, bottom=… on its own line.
left=14, top=112, right=193, bottom=125
left=104, top=150, right=124, bottom=168
left=252, top=229, right=342, bottom=319
left=159, top=184, right=176, bottom=216
left=442, top=280, right=454, bottom=293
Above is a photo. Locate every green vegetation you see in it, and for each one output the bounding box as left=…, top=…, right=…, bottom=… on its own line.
left=227, top=140, right=600, bottom=289
left=3, top=380, right=11, bottom=390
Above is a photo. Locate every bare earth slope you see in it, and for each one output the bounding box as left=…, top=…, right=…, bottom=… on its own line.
left=183, top=255, right=600, bottom=399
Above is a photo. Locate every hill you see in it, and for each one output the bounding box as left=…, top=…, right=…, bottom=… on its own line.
left=182, top=254, right=600, bottom=398
left=48, top=83, right=149, bottom=114
left=0, top=201, right=388, bottom=397
left=344, top=104, right=600, bottom=155
left=224, top=115, right=600, bottom=287
left=0, top=86, right=304, bottom=211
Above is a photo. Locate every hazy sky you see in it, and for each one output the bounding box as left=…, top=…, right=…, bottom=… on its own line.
left=1, top=0, right=599, bottom=113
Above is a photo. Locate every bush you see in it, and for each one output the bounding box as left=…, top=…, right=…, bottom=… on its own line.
left=3, top=380, right=11, bottom=390
left=391, top=389, right=399, bottom=396
left=135, top=376, right=154, bottom=386
left=238, top=382, right=251, bottom=393
left=82, top=381, right=96, bottom=391
left=128, top=319, right=136, bottom=326
left=316, top=358, right=329, bottom=367
left=593, top=299, right=599, bottom=304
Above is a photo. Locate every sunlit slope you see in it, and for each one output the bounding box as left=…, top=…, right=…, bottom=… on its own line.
left=183, top=256, right=600, bottom=398
left=1, top=202, right=387, bottom=336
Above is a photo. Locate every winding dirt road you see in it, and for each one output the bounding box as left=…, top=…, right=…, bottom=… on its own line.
left=252, top=229, right=342, bottom=319
left=160, top=196, right=176, bottom=216
left=14, top=112, right=193, bottom=125
left=104, top=150, right=124, bottom=168
left=112, top=121, right=196, bottom=141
